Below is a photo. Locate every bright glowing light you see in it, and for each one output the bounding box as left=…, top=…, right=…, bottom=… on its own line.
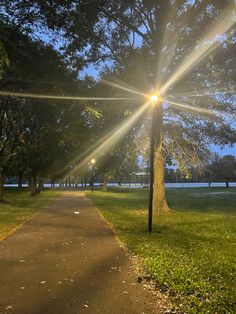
left=160, top=4, right=236, bottom=95
left=65, top=101, right=150, bottom=178
left=150, top=95, right=159, bottom=104
left=0, top=91, right=137, bottom=101
left=91, top=158, right=96, bottom=164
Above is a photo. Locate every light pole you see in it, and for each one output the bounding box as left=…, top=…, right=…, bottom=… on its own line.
left=90, top=158, right=96, bottom=192
left=148, top=95, right=159, bottom=233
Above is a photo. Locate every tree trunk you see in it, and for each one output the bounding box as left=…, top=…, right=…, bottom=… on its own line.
left=18, top=170, right=23, bottom=188
left=102, top=176, right=107, bottom=191
left=153, top=153, right=170, bottom=213
left=153, top=103, right=170, bottom=213
left=225, top=178, right=229, bottom=188
left=0, top=168, right=4, bottom=202
left=30, top=175, right=37, bottom=196
left=36, top=178, right=44, bottom=194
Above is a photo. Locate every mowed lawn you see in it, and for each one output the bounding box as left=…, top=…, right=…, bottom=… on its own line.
left=87, top=187, right=236, bottom=313
left=0, top=189, right=61, bottom=240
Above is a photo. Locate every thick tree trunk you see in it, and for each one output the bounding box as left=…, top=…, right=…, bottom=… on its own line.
left=36, top=178, right=44, bottom=194
left=30, top=175, right=37, bottom=196
left=0, top=168, right=4, bottom=202
left=152, top=103, right=170, bottom=213
left=153, top=152, right=170, bottom=213
left=102, top=176, right=107, bottom=192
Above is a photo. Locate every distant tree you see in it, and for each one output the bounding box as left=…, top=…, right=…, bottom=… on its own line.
left=206, top=155, right=236, bottom=188
left=0, top=97, right=42, bottom=201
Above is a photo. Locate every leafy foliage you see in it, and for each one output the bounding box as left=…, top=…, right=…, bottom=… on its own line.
left=0, top=40, right=9, bottom=78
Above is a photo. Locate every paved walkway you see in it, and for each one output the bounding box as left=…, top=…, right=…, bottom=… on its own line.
left=0, top=192, right=161, bottom=314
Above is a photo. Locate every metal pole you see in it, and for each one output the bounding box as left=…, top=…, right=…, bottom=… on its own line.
left=148, top=104, right=157, bottom=232
left=91, top=164, right=94, bottom=192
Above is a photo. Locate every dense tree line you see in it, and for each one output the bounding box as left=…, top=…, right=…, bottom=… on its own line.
left=164, top=154, right=236, bottom=187
left=0, top=21, right=139, bottom=201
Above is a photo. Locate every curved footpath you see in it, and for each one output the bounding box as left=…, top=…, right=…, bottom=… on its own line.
left=0, top=191, right=165, bottom=314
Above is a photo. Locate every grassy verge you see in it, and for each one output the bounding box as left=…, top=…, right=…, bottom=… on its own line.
left=86, top=187, right=236, bottom=313
left=0, top=188, right=61, bottom=240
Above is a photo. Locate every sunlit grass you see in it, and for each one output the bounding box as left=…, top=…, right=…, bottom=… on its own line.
left=87, top=187, right=236, bottom=313
left=0, top=189, right=61, bottom=240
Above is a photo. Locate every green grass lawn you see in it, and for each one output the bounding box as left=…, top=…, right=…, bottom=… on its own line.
left=87, top=187, right=236, bottom=313
left=0, top=188, right=61, bottom=240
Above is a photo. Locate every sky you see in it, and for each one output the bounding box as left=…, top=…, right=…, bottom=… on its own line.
left=211, top=144, right=235, bottom=157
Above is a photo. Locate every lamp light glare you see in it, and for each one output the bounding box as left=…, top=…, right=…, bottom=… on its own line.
left=150, top=95, right=158, bottom=104
left=91, top=158, right=96, bottom=164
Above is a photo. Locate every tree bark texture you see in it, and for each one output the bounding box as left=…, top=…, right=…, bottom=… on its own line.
left=153, top=103, right=170, bottom=213
left=36, top=178, right=44, bottom=194
left=30, top=174, right=37, bottom=196
left=102, top=176, right=107, bottom=192
left=0, top=168, right=4, bottom=202
left=18, top=170, right=23, bottom=188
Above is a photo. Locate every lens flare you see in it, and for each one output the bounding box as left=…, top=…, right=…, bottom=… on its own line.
left=160, top=5, right=235, bottom=95
left=64, top=101, right=150, bottom=178
left=167, top=99, right=215, bottom=116
left=0, top=91, right=137, bottom=101
left=166, top=99, right=235, bottom=121
left=55, top=128, right=118, bottom=179
left=102, top=79, right=148, bottom=98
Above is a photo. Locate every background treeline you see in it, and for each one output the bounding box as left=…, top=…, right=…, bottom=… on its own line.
left=165, top=154, right=236, bottom=186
